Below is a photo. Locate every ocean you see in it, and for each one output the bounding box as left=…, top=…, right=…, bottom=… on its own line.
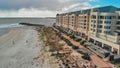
left=0, top=18, right=56, bottom=68
left=0, top=18, right=55, bottom=36
left=0, top=18, right=55, bottom=27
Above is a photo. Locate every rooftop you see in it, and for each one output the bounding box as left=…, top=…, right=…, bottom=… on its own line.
left=57, top=6, right=120, bottom=15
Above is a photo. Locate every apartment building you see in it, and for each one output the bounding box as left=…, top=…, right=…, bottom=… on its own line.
left=89, top=11, right=119, bottom=54
left=56, top=6, right=120, bottom=55
left=56, top=14, right=62, bottom=26
left=116, top=11, right=120, bottom=34
left=77, top=10, right=90, bottom=39
left=68, top=13, right=79, bottom=33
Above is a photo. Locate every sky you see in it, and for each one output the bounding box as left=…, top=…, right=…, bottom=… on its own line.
left=0, top=0, right=119, bottom=17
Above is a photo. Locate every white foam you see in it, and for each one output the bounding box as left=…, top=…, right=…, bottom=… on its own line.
left=0, top=23, right=24, bottom=28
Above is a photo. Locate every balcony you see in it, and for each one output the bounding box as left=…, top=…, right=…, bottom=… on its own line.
left=116, top=21, right=120, bottom=25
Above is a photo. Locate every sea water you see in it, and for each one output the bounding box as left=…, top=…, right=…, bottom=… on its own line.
left=0, top=18, right=55, bottom=36
left=0, top=18, right=55, bottom=27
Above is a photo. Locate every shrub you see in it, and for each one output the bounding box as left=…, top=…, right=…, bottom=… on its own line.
left=70, top=35, right=75, bottom=39
left=69, top=34, right=72, bottom=37
left=80, top=41, right=84, bottom=45
left=64, top=32, right=68, bottom=35
left=73, top=37, right=78, bottom=41
left=83, top=44, right=89, bottom=47
left=68, top=43, right=73, bottom=46
left=82, top=53, right=91, bottom=61
left=51, top=53, right=56, bottom=56
left=72, top=46, right=79, bottom=49
left=77, top=51, right=85, bottom=55
left=49, top=49, right=55, bottom=52
left=75, top=38, right=82, bottom=42
left=117, top=64, right=120, bottom=68
left=67, top=33, right=72, bottom=36
left=111, top=61, right=115, bottom=64
left=94, top=65, right=97, bottom=68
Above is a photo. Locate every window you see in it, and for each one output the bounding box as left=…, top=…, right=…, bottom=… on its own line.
left=91, top=20, right=93, bottom=22
left=104, top=31, right=110, bottom=34
left=99, top=16, right=104, bottom=19
left=104, top=31, right=106, bottom=34
left=94, top=20, right=96, bottom=23
left=92, top=15, right=96, bottom=19
left=104, top=21, right=111, bottom=24
left=117, top=27, right=120, bottom=30
left=93, top=29, right=96, bottom=32
left=97, top=30, right=102, bottom=33
left=112, top=16, right=116, bottom=19
left=98, top=20, right=103, bottom=24
left=72, top=19, right=74, bottom=21
left=98, top=25, right=102, bottom=28
left=93, top=25, right=96, bottom=28
left=105, top=16, right=112, bottom=19
left=118, top=16, right=120, bottom=19
left=104, top=26, right=111, bottom=29
left=117, top=21, right=120, bottom=24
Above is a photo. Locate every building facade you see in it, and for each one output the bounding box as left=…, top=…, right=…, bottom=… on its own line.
left=56, top=6, right=120, bottom=55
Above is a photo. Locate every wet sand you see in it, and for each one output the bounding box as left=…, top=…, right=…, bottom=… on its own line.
left=0, top=26, right=44, bottom=68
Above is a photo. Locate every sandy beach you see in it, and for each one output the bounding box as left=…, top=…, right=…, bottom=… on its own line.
left=0, top=26, right=45, bottom=68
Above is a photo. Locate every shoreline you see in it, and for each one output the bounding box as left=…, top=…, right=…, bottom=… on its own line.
left=35, top=26, right=60, bottom=68
left=0, top=23, right=63, bottom=68
left=0, top=26, right=45, bottom=68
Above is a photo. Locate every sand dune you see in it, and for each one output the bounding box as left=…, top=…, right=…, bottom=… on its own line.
left=0, top=26, right=44, bottom=68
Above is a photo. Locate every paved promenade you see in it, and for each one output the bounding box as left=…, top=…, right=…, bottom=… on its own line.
left=53, top=27, right=114, bottom=68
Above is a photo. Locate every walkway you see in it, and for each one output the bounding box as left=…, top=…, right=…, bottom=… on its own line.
left=53, top=27, right=114, bottom=68
left=90, top=54, right=112, bottom=68
left=63, top=33, right=113, bottom=68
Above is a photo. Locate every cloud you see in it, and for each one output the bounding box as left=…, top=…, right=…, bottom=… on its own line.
left=62, top=2, right=91, bottom=12
left=0, top=0, right=99, bottom=17
left=0, top=8, right=58, bottom=17
left=89, top=0, right=99, bottom=2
